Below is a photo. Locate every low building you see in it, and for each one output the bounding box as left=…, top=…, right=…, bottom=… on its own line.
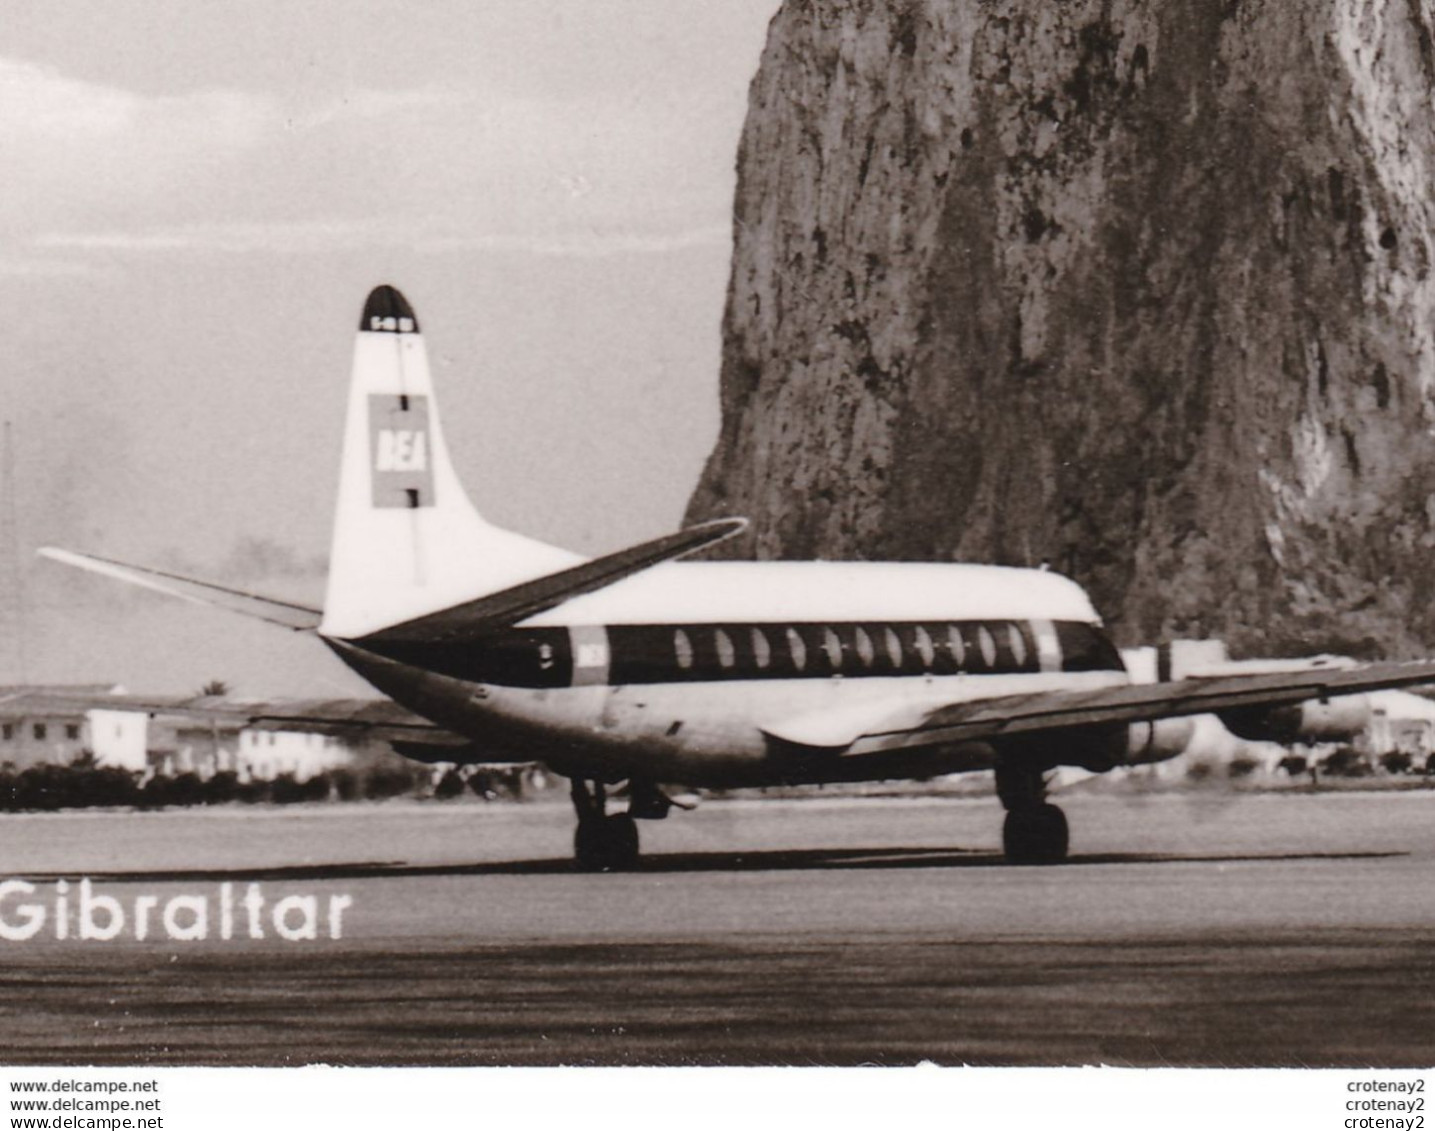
left=1361, top=690, right=1435, bottom=762
left=237, top=726, right=357, bottom=781
left=0, top=685, right=124, bottom=771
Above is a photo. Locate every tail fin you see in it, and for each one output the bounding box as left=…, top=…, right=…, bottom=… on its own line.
left=320, top=286, right=581, bottom=639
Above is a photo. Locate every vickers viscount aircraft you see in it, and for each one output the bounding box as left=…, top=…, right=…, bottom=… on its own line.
left=42, top=286, right=1435, bottom=869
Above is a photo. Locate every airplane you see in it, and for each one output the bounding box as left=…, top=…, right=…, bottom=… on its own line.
left=42, top=285, right=1435, bottom=870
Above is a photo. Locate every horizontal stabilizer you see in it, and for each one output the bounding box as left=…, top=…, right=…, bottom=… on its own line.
left=362, top=517, right=748, bottom=643
left=38, top=548, right=323, bottom=631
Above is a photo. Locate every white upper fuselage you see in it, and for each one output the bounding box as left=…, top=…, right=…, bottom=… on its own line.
left=513, top=560, right=1102, bottom=627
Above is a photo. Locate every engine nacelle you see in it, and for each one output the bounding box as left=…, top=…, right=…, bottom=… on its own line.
left=1126, top=717, right=1198, bottom=765
left=1217, top=695, right=1371, bottom=745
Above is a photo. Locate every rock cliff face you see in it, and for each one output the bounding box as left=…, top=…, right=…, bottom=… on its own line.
left=685, top=0, right=1435, bottom=657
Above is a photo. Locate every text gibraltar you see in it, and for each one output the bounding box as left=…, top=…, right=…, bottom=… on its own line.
left=0, top=879, right=353, bottom=942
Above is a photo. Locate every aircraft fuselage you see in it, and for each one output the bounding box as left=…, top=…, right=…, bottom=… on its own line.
left=328, top=593, right=1135, bottom=788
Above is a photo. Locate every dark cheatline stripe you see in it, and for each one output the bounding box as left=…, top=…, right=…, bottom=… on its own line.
left=363, top=620, right=1124, bottom=689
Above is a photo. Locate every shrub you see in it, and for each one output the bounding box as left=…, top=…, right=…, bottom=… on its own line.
left=1277, top=754, right=1308, bottom=777
left=303, top=772, right=333, bottom=802
left=202, top=771, right=242, bottom=805
left=1379, top=751, right=1414, bottom=775
left=141, top=771, right=207, bottom=808
left=81, top=766, right=141, bottom=807
left=363, top=762, right=424, bottom=800
left=1227, top=756, right=1260, bottom=779
left=15, top=764, right=81, bottom=810
left=1320, top=747, right=1372, bottom=777
left=433, top=769, right=466, bottom=799
left=264, top=772, right=330, bottom=804
left=329, top=767, right=362, bottom=802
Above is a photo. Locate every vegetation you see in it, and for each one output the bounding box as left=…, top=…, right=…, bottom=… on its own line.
left=1319, top=747, right=1373, bottom=778
left=0, top=755, right=536, bottom=812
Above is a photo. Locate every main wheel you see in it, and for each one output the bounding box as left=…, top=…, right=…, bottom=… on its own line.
left=1002, top=803, right=1069, bottom=865
left=573, top=814, right=641, bottom=872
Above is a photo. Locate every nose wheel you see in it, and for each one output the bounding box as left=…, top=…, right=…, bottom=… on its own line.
left=569, top=778, right=640, bottom=871
left=996, top=763, right=1069, bottom=865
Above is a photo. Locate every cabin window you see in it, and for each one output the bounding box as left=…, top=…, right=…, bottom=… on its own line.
left=1007, top=624, right=1028, bottom=668
left=977, top=626, right=998, bottom=668
left=674, top=629, right=694, bottom=671
left=33, top=723, right=46, bottom=741
left=913, top=626, right=935, bottom=669
left=883, top=627, right=903, bottom=668
left=821, top=627, right=843, bottom=670
left=750, top=627, right=771, bottom=670
left=786, top=627, right=808, bottom=671
left=65, top=724, right=80, bottom=741
left=714, top=628, right=736, bottom=670
left=946, top=624, right=967, bottom=669
left=853, top=626, right=875, bottom=668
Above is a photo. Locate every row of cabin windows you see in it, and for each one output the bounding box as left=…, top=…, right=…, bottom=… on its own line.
left=0, top=723, right=82, bottom=741
left=670, top=622, right=1034, bottom=677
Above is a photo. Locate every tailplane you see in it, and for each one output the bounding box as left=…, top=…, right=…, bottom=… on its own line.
left=320, top=285, right=580, bottom=638
left=40, top=285, right=746, bottom=640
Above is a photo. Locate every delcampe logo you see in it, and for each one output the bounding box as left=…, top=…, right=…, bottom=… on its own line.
left=369, top=393, right=435, bottom=508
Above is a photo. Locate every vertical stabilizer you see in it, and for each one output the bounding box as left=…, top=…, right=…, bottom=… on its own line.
left=320, top=286, right=581, bottom=639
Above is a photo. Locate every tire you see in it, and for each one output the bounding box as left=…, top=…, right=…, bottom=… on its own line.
left=573, top=814, right=641, bottom=872
left=1002, top=803, right=1070, bottom=865
left=606, top=814, right=640, bottom=869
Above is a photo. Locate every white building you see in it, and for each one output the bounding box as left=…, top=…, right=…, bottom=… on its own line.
left=238, top=727, right=355, bottom=781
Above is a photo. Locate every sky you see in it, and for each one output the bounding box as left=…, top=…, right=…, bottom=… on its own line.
left=0, top=0, right=779, bottom=696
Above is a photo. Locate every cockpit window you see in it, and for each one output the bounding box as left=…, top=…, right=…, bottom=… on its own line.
left=1056, top=621, right=1125, bottom=673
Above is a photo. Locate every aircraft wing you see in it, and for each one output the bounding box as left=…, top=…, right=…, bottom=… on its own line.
left=761, top=660, right=1435, bottom=753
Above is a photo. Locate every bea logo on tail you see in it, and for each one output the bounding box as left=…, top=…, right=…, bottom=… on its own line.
left=375, top=428, right=427, bottom=472
left=368, top=394, right=435, bottom=508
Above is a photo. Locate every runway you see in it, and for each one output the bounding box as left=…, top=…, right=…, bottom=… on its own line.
left=2, top=788, right=1434, bottom=1066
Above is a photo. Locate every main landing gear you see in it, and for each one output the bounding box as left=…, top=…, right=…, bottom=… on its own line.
left=996, top=762, right=1069, bottom=865
left=569, top=778, right=640, bottom=872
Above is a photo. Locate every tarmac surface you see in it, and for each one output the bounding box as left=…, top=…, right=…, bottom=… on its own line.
left=2, top=787, right=1434, bottom=1066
